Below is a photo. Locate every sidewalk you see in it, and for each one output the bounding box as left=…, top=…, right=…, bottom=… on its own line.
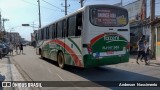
left=0, top=55, right=24, bottom=81
left=129, top=55, right=160, bottom=67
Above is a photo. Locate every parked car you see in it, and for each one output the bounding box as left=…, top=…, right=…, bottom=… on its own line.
left=4, top=43, right=10, bottom=54
left=0, top=44, right=9, bottom=56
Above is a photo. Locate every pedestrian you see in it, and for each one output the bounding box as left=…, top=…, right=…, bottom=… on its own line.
left=19, top=43, right=23, bottom=54
left=9, top=43, right=14, bottom=55
left=140, top=40, right=149, bottom=65
left=136, top=35, right=145, bottom=64
left=15, top=43, right=19, bottom=54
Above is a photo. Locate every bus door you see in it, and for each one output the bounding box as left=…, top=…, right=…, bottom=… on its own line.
left=66, top=13, right=83, bottom=66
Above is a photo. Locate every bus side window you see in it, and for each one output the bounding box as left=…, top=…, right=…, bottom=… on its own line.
left=57, top=21, right=63, bottom=38
left=44, top=28, right=47, bottom=40
left=76, top=13, right=82, bottom=36
left=52, top=24, right=55, bottom=39
left=55, top=23, right=58, bottom=38
left=62, top=19, right=67, bottom=38
left=46, top=27, right=49, bottom=39
left=68, top=16, right=76, bottom=37
left=49, top=26, right=52, bottom=39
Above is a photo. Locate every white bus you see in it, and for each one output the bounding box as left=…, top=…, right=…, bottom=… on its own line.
left=36, top=4, right=130, bottom=68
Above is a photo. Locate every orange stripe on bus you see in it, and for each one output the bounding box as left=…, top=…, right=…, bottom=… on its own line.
left=90, top=34, right=105, bottom=45
left=49, top=40, right=83, bottom=67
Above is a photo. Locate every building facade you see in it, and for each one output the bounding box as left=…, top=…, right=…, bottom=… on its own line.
left=152, top=19, right=160, bottom=60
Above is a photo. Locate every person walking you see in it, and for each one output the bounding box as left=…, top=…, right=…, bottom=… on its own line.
left=136, top=35, right=145, bottom=64
left=19, top=43, right=23, bottom=54
left=9, top=43, right=14, bottom=55
left=140, top=40, right=149, bottom=65
left=15, top=43, right=19, bottom=55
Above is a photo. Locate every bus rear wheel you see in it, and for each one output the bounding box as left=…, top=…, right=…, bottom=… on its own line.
left=40, top=49, right=44, bottom=59
left=57, top=52, right=65, bottom=69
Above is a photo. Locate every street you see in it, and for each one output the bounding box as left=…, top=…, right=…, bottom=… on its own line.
left=0, top=46, right=160, bottom=90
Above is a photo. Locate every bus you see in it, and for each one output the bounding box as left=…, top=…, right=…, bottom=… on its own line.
left=36, top=4, right=130, bottom=68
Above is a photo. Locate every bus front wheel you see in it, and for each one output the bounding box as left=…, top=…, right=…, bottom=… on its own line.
left=57, top=52, right=65, bottom=69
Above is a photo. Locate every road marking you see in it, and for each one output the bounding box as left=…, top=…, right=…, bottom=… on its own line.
left=56, top=73, right=64, bottom=81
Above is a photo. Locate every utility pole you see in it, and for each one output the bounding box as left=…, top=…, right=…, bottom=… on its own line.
left=121, top=0, right=123, bottom=7
left=150, top=0, right=155, bottom=59
left=61, top=0, right=70, bottom=15
left=31, top=22, right=36, bottom=31
left=2, top=18, right=9, bottom=34
left=0, top=11, right=1, bottom=31
left=79, top=0, right=84, bottom=8
left=37, top=0, right=41, bottom=28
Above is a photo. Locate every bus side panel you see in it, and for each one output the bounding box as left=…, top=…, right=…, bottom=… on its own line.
left=47, top=41, right=57, bottom=61
left=64, top=37, right=83, bottom=67
left=46, top=39, right=83, bottom=67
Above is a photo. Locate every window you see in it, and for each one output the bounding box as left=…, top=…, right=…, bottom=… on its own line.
left=43, top=28, right=47, bottom=40
left=68, top=16, right=76, bottom=36
left=57, top=21, right=63, bottom=38
left=62, top=20, right=67, bottom=37
left=76, top=13, right=82, bottom=36
left=41, top=29, right=44, bottom=40
left=49, top=26, right=52, bottom=39
left=52, top=24, right=56, bottom=39
left=44, top=28, right=47, bottom=39
left=46, top=27, right=49, bottom=39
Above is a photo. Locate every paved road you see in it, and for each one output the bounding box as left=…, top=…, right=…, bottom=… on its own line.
left=9, top=46, right=160, bottom=90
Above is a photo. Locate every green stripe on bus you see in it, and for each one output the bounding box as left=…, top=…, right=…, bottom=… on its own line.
left=68, top=38, right=82, bottom=54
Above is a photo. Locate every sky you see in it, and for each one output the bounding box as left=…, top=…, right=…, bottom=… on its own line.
left=0, top=0, right=160, bottom=41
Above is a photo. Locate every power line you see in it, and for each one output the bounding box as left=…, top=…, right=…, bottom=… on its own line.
left=21, top=0, right=58, bottom=11
left=41, top=0, right=63, bottom=11
left=41, top=0, right=71, bottom=13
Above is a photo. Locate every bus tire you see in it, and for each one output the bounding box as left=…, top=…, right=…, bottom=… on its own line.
left=40, top=49, right=44, bottom=59
left=57, top=52, right=65, bottom=69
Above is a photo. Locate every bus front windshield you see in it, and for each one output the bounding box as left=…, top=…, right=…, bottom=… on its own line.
left=90, top=6, right=128, bottom=27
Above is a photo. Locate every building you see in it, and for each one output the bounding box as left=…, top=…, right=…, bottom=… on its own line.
left=5, top=32, right=21, bottom=44
left=130, top=18, right=150, bottom=53
left=150, top=18, right=160, bottom=60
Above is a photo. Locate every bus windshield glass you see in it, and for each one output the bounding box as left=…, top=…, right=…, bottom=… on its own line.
left=90, top=6, right=128, bottom=27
